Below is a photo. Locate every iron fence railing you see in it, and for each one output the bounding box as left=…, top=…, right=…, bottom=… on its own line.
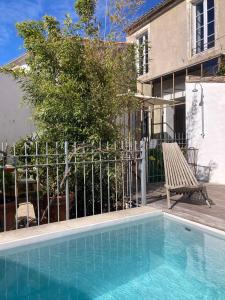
left=0, top=140, right=147, bottom=232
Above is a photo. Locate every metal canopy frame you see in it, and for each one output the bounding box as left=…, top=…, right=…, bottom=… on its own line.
left=134, top=93, right=175, bottom=106
left=134, top=93, right=185, bottom=112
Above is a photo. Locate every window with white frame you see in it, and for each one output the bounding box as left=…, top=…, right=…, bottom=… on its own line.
left=193, top=0, right=215, bottom=55
left=137, top=32, right=149, bottom=76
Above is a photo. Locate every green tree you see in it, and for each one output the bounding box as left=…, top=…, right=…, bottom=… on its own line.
left=2, top=0, right=141, bottom=144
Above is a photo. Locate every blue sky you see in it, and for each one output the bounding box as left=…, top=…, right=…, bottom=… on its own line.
left=0, top=0, right=160, bottom=66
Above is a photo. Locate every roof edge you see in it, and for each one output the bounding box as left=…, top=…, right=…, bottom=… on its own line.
left=4, top=53, right=27, bottom=67
left=126, top=0, right=184, bottom=35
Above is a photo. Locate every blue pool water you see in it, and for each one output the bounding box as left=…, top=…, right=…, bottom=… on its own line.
left=1, top=215, right=225, bottom=300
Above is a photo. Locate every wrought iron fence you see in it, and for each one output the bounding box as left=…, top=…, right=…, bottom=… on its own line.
left=0, top=140, right=146, bottom=232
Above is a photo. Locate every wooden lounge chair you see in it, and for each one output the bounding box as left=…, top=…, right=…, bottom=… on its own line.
left=16, top=202, right=37, bottom=228
left=162, top=142, right=211, bottom=209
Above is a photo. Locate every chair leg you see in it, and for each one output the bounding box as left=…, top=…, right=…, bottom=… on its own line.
left=166, top=189, right=171, bottom=209
left=201, top=188, right=211, bottom=208
left=186, top=192, right=192, bottom=201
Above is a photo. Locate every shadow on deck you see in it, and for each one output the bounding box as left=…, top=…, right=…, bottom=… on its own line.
left=147, top=183, right=225, bottom=231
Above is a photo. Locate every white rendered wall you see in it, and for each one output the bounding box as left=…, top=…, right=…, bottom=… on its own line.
left=0, top=74, right=35, bottom=144
left=186, top=81, right=225, bottom=185
left=163, top=106, right=174, bottom=138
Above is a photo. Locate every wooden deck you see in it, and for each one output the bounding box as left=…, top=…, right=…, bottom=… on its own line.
left=147, top=183, right=225, bottom=231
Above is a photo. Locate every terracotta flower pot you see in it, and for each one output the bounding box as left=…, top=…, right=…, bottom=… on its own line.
left=4, top=165, right=15, bottom=173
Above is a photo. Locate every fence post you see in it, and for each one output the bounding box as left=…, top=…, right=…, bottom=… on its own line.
left=65, top=141, right=70, bottom=220
left=146, top=137, right=149, bottom=184
left=141, top=140, right=147, bottom=206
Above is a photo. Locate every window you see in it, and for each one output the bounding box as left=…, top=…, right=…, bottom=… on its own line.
left=137, top=32, right=149, bottom=76
left=203, top=58, right=219, bottom=75
left=142, top=111, right=149, bottom=138
left=193, top=0, right=215, bottom=55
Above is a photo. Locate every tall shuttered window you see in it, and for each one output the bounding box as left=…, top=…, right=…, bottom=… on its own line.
left=193, top=0, right=215, bottom=55
left=137, top=32, right=149, bottom=76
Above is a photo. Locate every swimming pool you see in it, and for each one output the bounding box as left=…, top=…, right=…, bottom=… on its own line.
left=0, top=213, right=225, bottom=300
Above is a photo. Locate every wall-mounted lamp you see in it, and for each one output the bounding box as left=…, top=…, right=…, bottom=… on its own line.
left=192, top=82, right=205, bottom=138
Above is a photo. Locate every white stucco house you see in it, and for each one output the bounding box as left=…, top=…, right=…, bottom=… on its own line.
left=0, top=54, right=35, bottom=144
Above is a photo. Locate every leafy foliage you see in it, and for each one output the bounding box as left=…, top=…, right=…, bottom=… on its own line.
left=109, top=0, right=144, bottom=38
left=10, top=4, right=138, bottom=143
left=217, top=62, right=225, bottom=76
left=75, top=0, right=98, bottom=35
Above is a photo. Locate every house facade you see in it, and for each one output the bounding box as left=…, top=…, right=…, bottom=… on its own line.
left=126, top=0, right=225, bottom=138
left=0, top=54, right=35, bottom=144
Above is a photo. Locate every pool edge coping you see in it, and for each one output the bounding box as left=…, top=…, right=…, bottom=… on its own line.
left=0, top=209, right=162, bottom=251
left=164, top=213, right=225, bottom=239
left=1, top=209, right=225, bottom=251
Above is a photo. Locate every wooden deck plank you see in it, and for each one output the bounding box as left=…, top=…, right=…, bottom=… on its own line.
left=147, top=183, right=225, bottom=231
